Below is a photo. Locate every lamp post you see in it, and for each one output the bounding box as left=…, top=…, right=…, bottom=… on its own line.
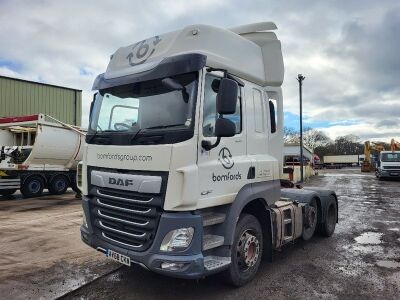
left=297, top=74, right=305, bottom=183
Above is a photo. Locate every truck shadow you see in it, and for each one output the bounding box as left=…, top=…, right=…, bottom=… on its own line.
left=102, top=236, right=332, bottom=299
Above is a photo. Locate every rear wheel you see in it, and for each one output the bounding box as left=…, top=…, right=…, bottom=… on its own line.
left=21, top=176, right=44, bottom=198
left=223, top=214, right=263, bottom=287
left=48, top=175, right=69, bottom=195
left=320, top=196, right=337, bottom=237
left=0, top=189, right=17, bottom=196
left=302, top=198, right=318, bottom=240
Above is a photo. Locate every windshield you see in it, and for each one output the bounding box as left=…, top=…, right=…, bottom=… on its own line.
left=381, top=153, right=400, bottom=162
left=89, top=72, right=198, bottom=136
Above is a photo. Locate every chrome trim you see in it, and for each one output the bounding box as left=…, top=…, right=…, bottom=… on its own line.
left=102, top=232, right=143, bottom=248
left=99, top=221, right=146, bottom=238
left=97, top=210, right=150, bottom=226
left=96, top=247, right=107, bottom=254
left=97, top=189, right=153, bottom=204
left=97, top=198, right=151, bottom=215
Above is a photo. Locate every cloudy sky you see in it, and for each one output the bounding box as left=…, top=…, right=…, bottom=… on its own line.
left=0, top=0, right=399, bottom=142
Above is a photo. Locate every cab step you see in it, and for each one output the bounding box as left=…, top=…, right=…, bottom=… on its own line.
left=204, top=255, right=231, bottom=271
left=203, top=234, right=224, bottom=250
left=202, top=212, right=226, bottom=227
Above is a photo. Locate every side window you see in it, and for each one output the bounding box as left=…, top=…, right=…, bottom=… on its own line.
left=267, top=93, right=278, bottom=133
left=202, top=74, right=241, bottom=137
left=253, top=89, right=264, bottom=133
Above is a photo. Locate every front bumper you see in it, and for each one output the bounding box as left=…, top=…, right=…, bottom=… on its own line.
left=377, top=169, right=400, bottom=178
left=80, top=196, right=206, bottom=279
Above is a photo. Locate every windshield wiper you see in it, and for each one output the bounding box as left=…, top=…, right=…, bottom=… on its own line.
left=130, top=129, right=143, bottom=144
left=144, top=124, right=186, bottom=130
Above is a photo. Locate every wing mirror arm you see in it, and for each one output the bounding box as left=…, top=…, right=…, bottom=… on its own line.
left=202, top=137, right=221, bottom=151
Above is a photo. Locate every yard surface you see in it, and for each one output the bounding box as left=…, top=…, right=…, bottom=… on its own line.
left=0, top=169, right=399, bottom=299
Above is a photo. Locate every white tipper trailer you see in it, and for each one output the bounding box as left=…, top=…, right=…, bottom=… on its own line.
left=0, top=114, right=85, bottom=197
left=79, top=22, right=338, bottom=286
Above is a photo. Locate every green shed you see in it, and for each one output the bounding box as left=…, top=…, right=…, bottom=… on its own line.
left=0, top=75, right=82, bottom=126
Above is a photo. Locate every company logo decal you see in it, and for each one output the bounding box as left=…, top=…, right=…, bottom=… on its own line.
left=108, top=177, right=134, bottom=187
left=218, top=147, right=234, bottom=169
left=126, top=36, right=162, bottom=66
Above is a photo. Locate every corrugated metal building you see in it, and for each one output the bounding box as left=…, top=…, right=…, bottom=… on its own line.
left=0, top=75, right=82, bottom=126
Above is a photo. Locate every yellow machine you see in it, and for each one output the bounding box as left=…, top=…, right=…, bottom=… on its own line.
left=361, top=141, right=386, bottom=172
left=391, top=138, right=400, bottom=151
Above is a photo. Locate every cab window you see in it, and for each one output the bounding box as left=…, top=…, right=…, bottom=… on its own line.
left=202, top=74, right=241, bottom=137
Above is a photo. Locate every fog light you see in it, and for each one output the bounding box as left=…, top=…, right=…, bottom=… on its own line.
left=160, top=227, right=194, bottom=252
left=161, top=262, right=186, bottom=271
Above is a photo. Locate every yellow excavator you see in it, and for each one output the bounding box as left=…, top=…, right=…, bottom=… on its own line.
left=361, top=141, right=386, bottom=172
left=391, top=138, right=400, bottom=151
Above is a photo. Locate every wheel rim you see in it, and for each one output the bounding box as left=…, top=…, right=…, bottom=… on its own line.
left=326, top=204, right=336, bottom=232
left=29, top=180, right=40, bottom=193
left=237, top=230, right=260, bottom=271
left=306, top=206, right=317, bottom=229
left=55, top=179, right=66, bottom=191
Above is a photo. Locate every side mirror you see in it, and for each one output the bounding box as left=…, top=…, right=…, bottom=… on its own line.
left=215, top=118, right=236, bottom=137
left=202, top=118, right=236, bottom=150
left=217, top=78, right=238, bottom=114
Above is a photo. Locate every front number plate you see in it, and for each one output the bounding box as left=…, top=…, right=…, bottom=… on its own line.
left=107, top=249, right=131, bottom=266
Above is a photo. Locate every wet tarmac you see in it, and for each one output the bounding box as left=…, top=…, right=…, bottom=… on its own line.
left=1, top=169, right=399, bottom=299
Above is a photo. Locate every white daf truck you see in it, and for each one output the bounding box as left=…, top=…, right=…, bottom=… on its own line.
left=79, top=22, right=338, bottom=286
left=0, top=114, right=84, bottom=197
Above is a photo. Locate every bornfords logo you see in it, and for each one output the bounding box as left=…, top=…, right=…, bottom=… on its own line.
left=218, top=147, right=234, bottom=169
left=109, top=177, right=134, bottom=187
left=212, top=171, right=242, bottom=182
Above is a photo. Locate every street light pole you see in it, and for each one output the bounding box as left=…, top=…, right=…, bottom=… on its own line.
left=297, top=74, right=305, bottom=183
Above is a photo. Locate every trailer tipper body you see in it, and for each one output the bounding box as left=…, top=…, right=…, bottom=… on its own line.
left=0, top=114, right=84, bottom=197
left=79, top=22, right=338, bottom=286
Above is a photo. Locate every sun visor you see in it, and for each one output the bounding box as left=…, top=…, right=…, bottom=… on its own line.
left=92, top=53, right=206, bottom=90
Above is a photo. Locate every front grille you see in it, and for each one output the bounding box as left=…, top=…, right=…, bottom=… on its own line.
left=88, top=168, right=168, bottom=252
left=383, top=166, right=400, bottom=170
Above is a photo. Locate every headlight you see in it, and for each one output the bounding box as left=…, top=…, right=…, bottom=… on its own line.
left=160, top=227, right=194, bottom=252
left=82, top=211, right=88, bottom=227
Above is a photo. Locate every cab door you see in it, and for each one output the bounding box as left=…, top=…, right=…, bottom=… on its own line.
left=196, top=71, right=250, bottom=209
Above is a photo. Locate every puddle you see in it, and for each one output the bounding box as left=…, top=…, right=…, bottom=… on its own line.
left=376, top=260, right=400, bottom=269
left=388, top=228, right=400, bottom=232
left=354, top=232, right=383, bottom=244
left=352, top=245, right=384, bottom=254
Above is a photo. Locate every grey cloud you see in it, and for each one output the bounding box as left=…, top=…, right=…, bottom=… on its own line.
left=0, top=0, right=399, bottom=138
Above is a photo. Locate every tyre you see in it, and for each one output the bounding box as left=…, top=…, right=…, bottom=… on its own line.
left=21, top=175, right=44, bottom=198
left=302, top=198, right=318, bottom=241
left=223, top=214, right=263, bottom=287
left=320, top=196, right=337, bottom=237
left=48, top=175, right=69, bottom=195
left=0, top=189, right=17, bottom=196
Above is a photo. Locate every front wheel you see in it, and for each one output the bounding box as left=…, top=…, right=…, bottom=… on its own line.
left=223, top=214, right=263, bottom=287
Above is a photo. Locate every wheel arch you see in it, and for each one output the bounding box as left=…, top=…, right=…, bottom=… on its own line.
left=21, top=172, right=47, bottom=186
left=220, top=180, right=280, bottom=260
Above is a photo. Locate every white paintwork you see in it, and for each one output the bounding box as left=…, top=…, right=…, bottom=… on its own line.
left=105, top=23, right=283, bottom=87
left=86, top=22, right=285, bottom=212
left=0, top=114, right=85, bottom=171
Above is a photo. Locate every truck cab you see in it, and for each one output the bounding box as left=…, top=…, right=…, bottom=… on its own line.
left=79, top=22, right=338, bottom=286
left=375, top=151, right=400, bottom=179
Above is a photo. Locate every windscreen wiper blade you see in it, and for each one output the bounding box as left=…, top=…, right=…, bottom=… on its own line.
left=144, top=124, right=185, bottom=130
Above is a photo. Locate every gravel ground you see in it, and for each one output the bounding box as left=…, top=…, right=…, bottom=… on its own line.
left=1, top=169, right=399, bottom=299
